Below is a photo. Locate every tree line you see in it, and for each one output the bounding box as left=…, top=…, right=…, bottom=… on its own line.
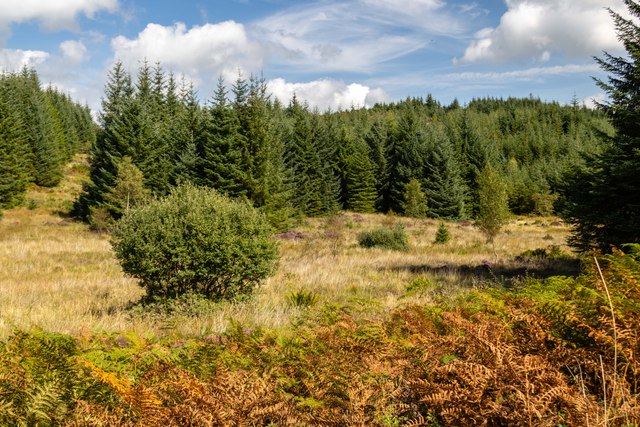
left=0, top=68, right=96, bottom=214
left=74, top=60, right=612, bottom=231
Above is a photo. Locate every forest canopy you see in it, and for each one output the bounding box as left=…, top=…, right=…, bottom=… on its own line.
left=73, top=61, right=612, bottom=231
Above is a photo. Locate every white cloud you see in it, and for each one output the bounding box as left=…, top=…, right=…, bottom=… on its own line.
left=253, top=0, right=464, bottom=73
left=443, top=63, right=602, bottom=83
left=0, top=0, right=118, bottom=30
left=267, top=78, right=388, bottom=111
left=457, top=0, right=626, bottom=63
left=111, top=21, right=262, bottom=85
left=0, top=48, right=49, bottom=71
left=583, top=92, right=607, bottom=109
left=60, top=40, right=88, bottom=64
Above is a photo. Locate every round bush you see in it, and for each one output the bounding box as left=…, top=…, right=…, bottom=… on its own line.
left=111, top=184, right=279, bottom=301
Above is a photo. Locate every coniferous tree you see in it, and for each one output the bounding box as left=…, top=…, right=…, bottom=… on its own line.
left=339, top=128, right=377, bottom=213
left=403, top=178, right=427, bottom=218
left=74, top=61, right=134, bottom=219
left=422, top=125, right=467, bottom=219
left=14, top=68, right=65, bottom=187
left=562, top=0, right=640, bottom=250
left=198, top=76, right=245, bottom=196
left=0, top=77, right=29, bottom=209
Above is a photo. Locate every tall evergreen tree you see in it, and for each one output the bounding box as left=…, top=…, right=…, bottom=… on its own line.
left=422, top=125, right=467, bottom=219
left=338, top=127, right=377, bottom=212
left=74, top=61, right=134, bottom=219
left=562, top=0, right=640, bottom=250
left=0, top=77, right=29, bottom=209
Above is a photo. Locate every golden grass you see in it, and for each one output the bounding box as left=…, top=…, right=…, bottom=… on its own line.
left=0, top=155, right=575, bottom=339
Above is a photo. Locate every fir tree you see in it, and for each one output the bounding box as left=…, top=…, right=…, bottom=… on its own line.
left=562, top=0, right=640, bottom=250
left=74, top=61, right=134, bottom=219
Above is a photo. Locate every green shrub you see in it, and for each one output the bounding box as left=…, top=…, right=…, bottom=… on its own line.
left=357, top=225, right=409, bottom=251
left=434, top=222, right=451, bottom=244
left=111, top=184, right=279, bottom=301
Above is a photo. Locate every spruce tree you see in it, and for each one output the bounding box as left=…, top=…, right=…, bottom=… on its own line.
left=339, top=128, right=377, bottom=213
left=198, top=76, right=245, bottom=196
left=561, top=0, right=640, bottom=250
left=422, top=125, right=467, bottom=219
left=0, top=77, right=29, bottom=208
left=74, top=61, right=134, bottom=219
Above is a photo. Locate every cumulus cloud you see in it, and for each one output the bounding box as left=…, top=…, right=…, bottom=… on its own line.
left=0, top=48, right=49, bottom=71
left=267, top=78, right=388, bottom=111
left=0, top=0, right=118, bottom=31
left=111, top=21, right=262, bottom=84
left=583, top=92, right=607, bottom=109
left=60, top=40, right=89, bottom=64
left=457, top=0, right=626, bottom=63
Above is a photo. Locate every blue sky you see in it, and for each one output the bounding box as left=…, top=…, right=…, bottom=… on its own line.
left=0, top=0, right=628, bottom=112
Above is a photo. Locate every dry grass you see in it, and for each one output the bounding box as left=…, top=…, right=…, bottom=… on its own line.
left=0, top=156, right=576, bottom=339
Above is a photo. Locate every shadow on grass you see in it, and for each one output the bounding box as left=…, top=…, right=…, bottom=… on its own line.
left=386, top=257, right=582, bottom=288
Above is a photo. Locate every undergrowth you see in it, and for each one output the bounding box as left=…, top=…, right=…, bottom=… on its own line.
left=0, top=251, right=638, bottom=425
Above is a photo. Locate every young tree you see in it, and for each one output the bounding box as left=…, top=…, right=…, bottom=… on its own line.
left=476, top=164, right=510, bottom=260
left=403, top=178, right=427, bottom=218
left=104, top=156, right=150, bottom=217
left=561, top=0, right=640, bottom=250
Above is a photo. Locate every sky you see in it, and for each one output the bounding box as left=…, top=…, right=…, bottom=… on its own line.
left=0, top=0, right=629, bottom=113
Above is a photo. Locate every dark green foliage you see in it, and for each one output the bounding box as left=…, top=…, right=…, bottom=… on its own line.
left=357, top=224, right=409, bottom=251
left=422, top=125, right=467, bottom=219
left=561, top=0, right=640, bottom=250
left=338, top=128, right=377, bottom=213
left=73, top=61, right=608, bottom=228
left=111, top=184, right=279, bottom=300
left=434, top=222, right=451, bottom=244
left=0, top=78, right=29, bottom=209
left=75, top=61, right=134, bottom=219
left=0, top=69, right=93, bottom=210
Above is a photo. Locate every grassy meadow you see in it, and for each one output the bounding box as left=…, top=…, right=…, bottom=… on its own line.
left=0, top=156, right=573, bottom=339
left=2, top=156, right=638, bottom=426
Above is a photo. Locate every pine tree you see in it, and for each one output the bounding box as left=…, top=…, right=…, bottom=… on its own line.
left=14, top=68, right=65, bottom=187
left=561, top=0, right=640, bottom=250
left=339, top=128, right=377, bottom=213
left=0, top=77, right=29, bottom=209
left=197, top=76, right=245, bottom=196
left=422, top=125, right=467, bottom=219
left=74, top=61, right=134, bottom=219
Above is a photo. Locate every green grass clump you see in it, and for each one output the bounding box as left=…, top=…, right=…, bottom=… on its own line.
left=357, top=225, right=409, bottom=251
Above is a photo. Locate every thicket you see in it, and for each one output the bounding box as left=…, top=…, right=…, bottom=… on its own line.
left=111, top=184, right=278, bottom=300
left=74, top=61, right=610, bottom=228
left=0, top=251, right=638, bottom=425
left=0, top=68, right=95, bottom=214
